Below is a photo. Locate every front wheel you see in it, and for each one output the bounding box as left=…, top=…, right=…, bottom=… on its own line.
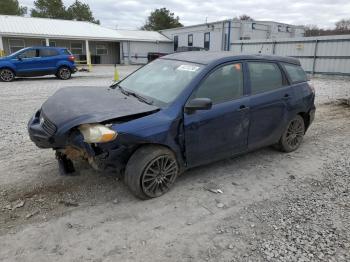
left=0, top=68, right=15, bottom=82
left=124, top=145, right=179, bottom=199
left=56, top=67, right=71, bottom=80
left=278, top=115, right=305, bottom=152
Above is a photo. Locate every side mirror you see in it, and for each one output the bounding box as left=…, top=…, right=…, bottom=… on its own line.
left=185, top=98, right=212, bottom=113
left=17, top=56, right=22, bottom=61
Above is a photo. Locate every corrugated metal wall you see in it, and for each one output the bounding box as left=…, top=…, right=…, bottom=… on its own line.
left=231, top=35, right=350, bottom=75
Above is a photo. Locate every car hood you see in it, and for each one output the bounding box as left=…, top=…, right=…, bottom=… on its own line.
left=41, top=86, right=159, bottom=130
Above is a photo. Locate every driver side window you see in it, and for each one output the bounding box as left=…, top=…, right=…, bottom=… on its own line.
left=18, top=49, right=38, bottom=59
left=194, top=63, right=243, bottom=104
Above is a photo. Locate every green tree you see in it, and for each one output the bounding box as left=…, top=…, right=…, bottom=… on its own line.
left=67, top=0, right=100, bottom=24
left=141, top=8, right=183, bottom=31
left=31, top=0, right=67, bottom=19
left=0, top=0, right=27, bottom=16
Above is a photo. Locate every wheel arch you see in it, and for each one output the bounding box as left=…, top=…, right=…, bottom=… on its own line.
left=297, top=111, right=310, bottom=131
left=0, top=66, right=16, bottom=75
left=129, top=142, right=185, bottom=172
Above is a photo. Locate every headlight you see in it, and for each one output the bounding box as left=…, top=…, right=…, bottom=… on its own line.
left=78, top=124, right=117, bottom=143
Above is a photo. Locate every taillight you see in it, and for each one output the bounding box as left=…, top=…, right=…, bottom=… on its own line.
left=68, top=55, right=75, bottom=62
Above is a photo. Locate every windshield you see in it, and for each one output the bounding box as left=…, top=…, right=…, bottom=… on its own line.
left=118, top=59, right=204, bottom=106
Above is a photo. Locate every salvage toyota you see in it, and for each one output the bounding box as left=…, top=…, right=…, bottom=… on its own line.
left=28, top=52, right=315, bottom=199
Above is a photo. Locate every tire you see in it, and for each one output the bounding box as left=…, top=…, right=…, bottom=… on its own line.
left=56, top=66, right=71, bottom=80
left=124, top=145, right=179, bottom=200
left=278, top=115, right=305, bottom=152
left=0, top=68, right=15, bottom=82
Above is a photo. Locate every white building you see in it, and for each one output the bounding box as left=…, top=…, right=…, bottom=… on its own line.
left=0, top=15, right=173, bottom=65
left=160, top=19, right=305, bottom=52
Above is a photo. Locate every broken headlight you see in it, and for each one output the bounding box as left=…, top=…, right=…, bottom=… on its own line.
left=78, top=124, right=117, bottom=143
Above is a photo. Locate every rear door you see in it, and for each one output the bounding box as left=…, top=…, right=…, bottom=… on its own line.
left=184, top=62, right=250, bottom=167
left=246, top=61, right=293, bottom=150
left=37, top=48, right=60, bottom=73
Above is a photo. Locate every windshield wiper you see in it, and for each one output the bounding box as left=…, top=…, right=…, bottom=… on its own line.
left=116, top=85, right=153, bottom=105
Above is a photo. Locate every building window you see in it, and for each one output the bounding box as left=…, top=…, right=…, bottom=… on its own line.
left=188, top=34, right=193, bottom=47
left=8, top=39, right=25, bottom=53
left=174, top=35, right=178, bottom=51
left=70, top=42, right=83, bottom=55
left=41, top=40, right=56, bottom=47
left=278, top=25, right=282, bottom=32
left=96, top=44, right=108, bottom=55
left=204, top=32, right=210, bottom=50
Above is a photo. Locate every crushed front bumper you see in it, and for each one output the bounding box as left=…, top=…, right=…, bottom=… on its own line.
left=28, top=110, right=132, bottom=173
left=28, top=110, right=56, bottom=148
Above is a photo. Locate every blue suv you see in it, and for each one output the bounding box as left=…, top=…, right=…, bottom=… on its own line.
left=28, top=52, right=315, bottom=199
left=0, top=46, right=77, bottom=81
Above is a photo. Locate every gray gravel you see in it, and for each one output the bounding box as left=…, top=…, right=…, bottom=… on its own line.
left=0, top=67, right=349, bottom=261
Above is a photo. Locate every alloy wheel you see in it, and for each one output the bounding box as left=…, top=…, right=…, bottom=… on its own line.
left=285, top=118, right=304, bottom=149
left=141, top=155, right=178, bottom=198
left=59, top=68, right=71, bottom=80
left=0, top=69, right=14, bottom=82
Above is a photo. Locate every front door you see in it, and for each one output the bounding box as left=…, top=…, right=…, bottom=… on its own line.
left=12, top=48, right=40, bottom=75
left=184, top=62, right=250, bottom=167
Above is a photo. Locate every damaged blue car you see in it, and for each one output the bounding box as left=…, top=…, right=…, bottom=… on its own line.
left=28, top=52, right=315, bottom=199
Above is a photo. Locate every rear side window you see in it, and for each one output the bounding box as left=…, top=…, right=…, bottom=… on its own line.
left=39, top=49, right=59, bottom=57
left=283, top=63, right=307, bottom=83
left=248, top=62, right=283, bottom=95
left=194, top=63, right=243, bottom=104
left=62, top=49, right=72, bottom=55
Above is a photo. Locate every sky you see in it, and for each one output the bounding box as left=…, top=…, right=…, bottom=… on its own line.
left=19, top=0, right=350, bottom=30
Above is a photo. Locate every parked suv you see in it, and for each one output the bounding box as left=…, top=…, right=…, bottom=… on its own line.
left=0, top=46, right=77, bottom=81
left=28, top=52, right=315, bottom=199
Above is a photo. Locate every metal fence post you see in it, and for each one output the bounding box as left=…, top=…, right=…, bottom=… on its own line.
left=312, top=39, right=318, bottom=75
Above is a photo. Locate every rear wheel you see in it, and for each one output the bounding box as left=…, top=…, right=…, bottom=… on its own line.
left=56, top=67, right=71, bottom=80
left=0, top=68, right=15, bottom=82
left=124, top=145, right=179, bottom=199
left=279, top=115, right=305, bottom=152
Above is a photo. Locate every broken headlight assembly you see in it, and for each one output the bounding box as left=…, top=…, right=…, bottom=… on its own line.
left=78, top=124, right=117, bottom=143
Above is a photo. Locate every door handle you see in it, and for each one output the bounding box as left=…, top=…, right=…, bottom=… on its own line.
left=237, top=105, right=249, bottom=112
left=282, top=94, right=290, bottom=100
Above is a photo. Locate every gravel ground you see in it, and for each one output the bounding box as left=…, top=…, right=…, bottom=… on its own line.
left=0, top=66, right=349, bottom=262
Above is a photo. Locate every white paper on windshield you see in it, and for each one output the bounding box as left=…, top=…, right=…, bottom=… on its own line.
left=177, top=65, right=200, bottom=72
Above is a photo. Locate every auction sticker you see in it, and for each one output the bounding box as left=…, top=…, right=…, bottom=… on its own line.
left=177, top=65, right=200, bottom=72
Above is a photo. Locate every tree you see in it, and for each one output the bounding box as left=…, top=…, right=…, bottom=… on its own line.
left=30, top=0, right=99, bottom=24
left=67, top=0, right=100, bottom=24
left=0, top=0, right=27, bottom=16
left=31, top=0, right=67, bottom=19
left=335, top=19, right=350, bottom=32
left=239, top=14, right=254, bottom=21
left=141, top=8, right=183, bottom=31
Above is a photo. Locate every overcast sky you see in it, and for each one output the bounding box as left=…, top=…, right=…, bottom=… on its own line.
left=20, top=0, right=350, bottom=30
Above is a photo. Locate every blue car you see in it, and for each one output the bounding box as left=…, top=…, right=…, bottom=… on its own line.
left=0, top=46, right=77, bottom=81
left=28, top=52, right=315, bottom=199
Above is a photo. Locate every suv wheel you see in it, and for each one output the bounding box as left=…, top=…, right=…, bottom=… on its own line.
left=279, top=115, right=305, bottom=152
left=124, top=145, right=179, bottom=199
left=0, top=68, right=15, bottom=82
left=56, top=67, right=71, bottom=80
